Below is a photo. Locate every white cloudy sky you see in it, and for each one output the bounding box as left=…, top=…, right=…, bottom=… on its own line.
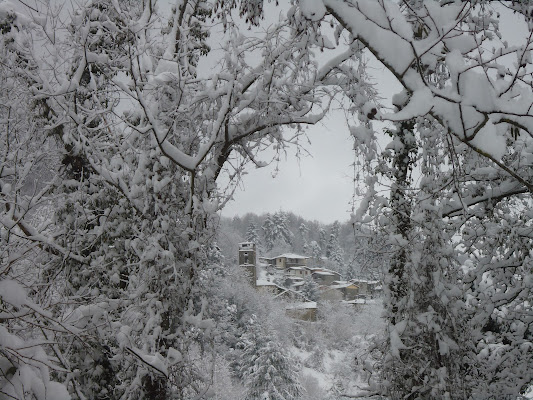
left=221, top=115, right=358, bottom=223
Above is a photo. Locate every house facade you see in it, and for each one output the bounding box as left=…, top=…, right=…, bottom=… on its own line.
left=311, top=270, right=342, bottom=286
left=274, top=253, right=309, bottom=269
left=285, top=301, right=317, bottom=321
left=287, top=266, right=311, bottom=278
left=349, top=279, right=381, bottom=297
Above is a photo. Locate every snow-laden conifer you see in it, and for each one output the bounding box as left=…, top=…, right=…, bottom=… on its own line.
left=239, top=316, right=303, bottom=400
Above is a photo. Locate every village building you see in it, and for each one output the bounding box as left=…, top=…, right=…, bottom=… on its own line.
left=326, top=281, right=360, bottom=301
left=342, top=298, right=379, bottom=309
left=272, top=253, right=310, bottom=269
left=349, top=279, right=382, bottom=297
left=283, top=275, right=304, bottom=288
left=286, top=266, right=311, bottom=278
left=238, top=242, right=257, bottom=285
left=311, top=269, right=342, bottom=286
left=275, top=287, right=309, bottom=302
left=285, top=301, right=318, bottom=322
left=239, top=243, right=381, bottom=320
left=258, top=256, right=275, bottom=266
left=320, top=279, right=382, bottom=301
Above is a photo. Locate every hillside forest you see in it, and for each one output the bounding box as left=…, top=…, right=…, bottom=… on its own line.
left=218, top=212, right=387, bottom=281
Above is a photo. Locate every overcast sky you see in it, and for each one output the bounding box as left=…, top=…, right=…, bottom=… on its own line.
left=221, top=115, right=358, bottom=223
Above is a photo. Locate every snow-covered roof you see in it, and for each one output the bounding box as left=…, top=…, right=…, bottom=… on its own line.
left=286, top=301, right=317, bottom=310
left=350, top=279, right=380, bottom=284
left=274, top=286, right=309, bottom=300
left=307, top=267, right=340, bottom=274
left=343, top=299, right=378, bottom=305
left=275, top=253, right=309, bottom=259
left=288, top=266, right=305, bottom=270
left=256, top=280, right=276, bottom=286
left=312, top=271, right=335, bottom=276
left=322, top=268, right=341, bottom=274
left=329, top=282, right=356, bottom=289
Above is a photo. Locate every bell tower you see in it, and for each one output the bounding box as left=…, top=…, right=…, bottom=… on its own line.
left=238, top=242, right=257, bottom=285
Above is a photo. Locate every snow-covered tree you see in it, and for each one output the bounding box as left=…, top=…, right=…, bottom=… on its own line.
left=325, top=233, right=336, bottom=259
left=238, top=316, right=303, bottom=400
left=273, top=211, right=294, bottom=247
left=246, top=222, right=261, bottom=247
left=300, top=276, right=320, bottom=302
left=262, top=211, right=294, bottom=252
left=318, top=228, right=328, bottom=255
left=262, top=213, right=277, bottom=252
left=326, top=221, right=345, bottom=269
left=308, top=240, right=322, bottom=263
left=0, top=0, right=369, bottom=397
left=298, top=222, right=310, bottom=253
left=308, top=1, right=533, bottom=397
left=3, top=0, right=533, bottom=398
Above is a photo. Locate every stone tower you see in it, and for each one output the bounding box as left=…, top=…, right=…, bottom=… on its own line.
left=238, top=242, right=257, bottom=285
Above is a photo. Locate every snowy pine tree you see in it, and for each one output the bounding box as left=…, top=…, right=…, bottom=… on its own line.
left=299, top=222, right=309, bottom=253
left=318, top=228, right=327, bottom=256
left=262, top=211, right=294, bottom=252
left=262, top=213, right=277, bottom=252
left=300, top=276, right=319, bottom=302
left=326, top=221, right=340, bottom=257
left=273, top=211, right=293, bottom=247
left=239, top=316, right=303, bottom=400
left=246, top=223, right=261, bottom=248
left=309, top=241, right=322, bottom=263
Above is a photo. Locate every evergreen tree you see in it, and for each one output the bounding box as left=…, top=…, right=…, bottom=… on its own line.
left=262, top=211, right=294, bottom=252
left=309, top=241, right=322, bottom=263
left=273, top=211, right=293, bottom=247
left=330, top=245, right=345, bottom=271
left=300, top=276, right=319, bottom=302
left=330, top=221, right=341, bottom=239
left=318, top=228, right=327, bottom=256
left=239, top=316, right=303, bottom=400
left=262, top=213, right=277, bottom=252
left=325, top=233, right=336, bottom=258
left=326, top=221, right=341, bottom=257
left=325, top=221, right=344, bottom=271
left=298, top=222, right=309, bottom=253
left=246, top=222, right=261, bottom=248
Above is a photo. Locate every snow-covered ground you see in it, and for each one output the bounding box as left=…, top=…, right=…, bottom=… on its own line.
left=290, top=300, right=385, bottom=398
